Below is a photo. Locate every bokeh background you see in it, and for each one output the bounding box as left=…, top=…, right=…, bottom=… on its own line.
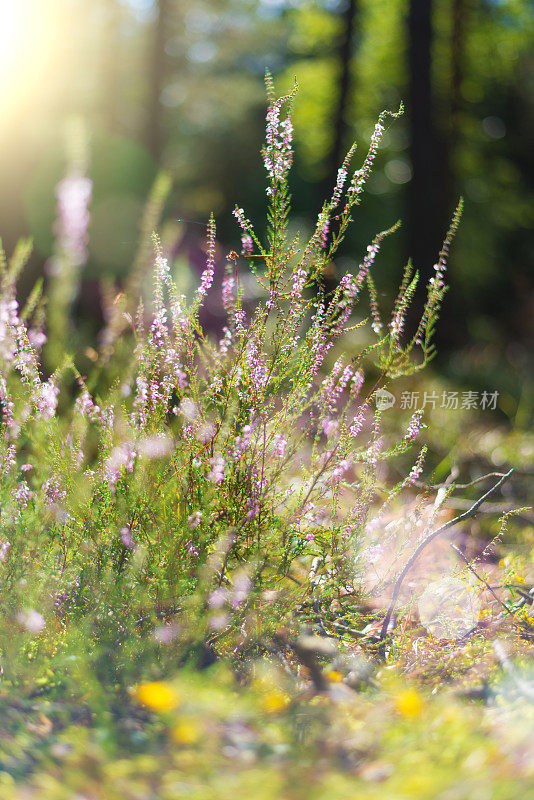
left=1, top=0, right=533, bottom=415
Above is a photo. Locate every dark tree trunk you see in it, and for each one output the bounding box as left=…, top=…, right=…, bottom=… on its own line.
left=318, top=0, right=358, bottom=298
left=146, top=0, right=170, bottom=161
left=450, top=0, right=468, bottom=161
left=327, top=0, right=358, bottom=188
left=407, top=0, right=448, bottom=273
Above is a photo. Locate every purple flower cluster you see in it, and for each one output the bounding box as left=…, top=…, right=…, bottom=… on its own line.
left=347, top=116, right=387, bottom=202
left=233, top=420, right=255, bottom=462
left=42, top=474, right=67, bottom=507
left=53, top=174, right=92, bottom=267
left=35, top=381, right=59, bottom=420
left=245, top=341, right=268, bottom=391
left=0, top=293, right=19, bottom=364
left=404, top=410, right=423, bottom=442
left=208, top=573, right=251, bottom=611
left=263, top=101, right=293, bottom=193
left=406, top=449, right=426, bottom=485
left=207, top=454, right=225, bottom=484
left=103, top=442, right=136, bottom=487
left=197, top=215, right=216, bottom=298
left=232, top=207, right=251, bottom=235
left=241, top=234, right=253, bottom=256
left=318, top=360, right=354, bottom=414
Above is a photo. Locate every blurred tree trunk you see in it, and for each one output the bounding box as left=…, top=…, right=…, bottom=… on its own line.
left=146, top=0, right=170, bottom=161
left=327, top=0, right=358, bottom=190
left=407, top=0, right=448, bottom=272
left=450, top=0, right=468, bottom=162
left=319, top=0, right=358, bottom=297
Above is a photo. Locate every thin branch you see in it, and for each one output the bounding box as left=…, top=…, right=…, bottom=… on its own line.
left=377, top=468, right=514, bottom=655
left=450, top=542, right=516, bottom=619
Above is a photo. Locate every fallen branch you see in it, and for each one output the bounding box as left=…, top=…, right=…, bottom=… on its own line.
left=377, top=468, right=514, bottom=656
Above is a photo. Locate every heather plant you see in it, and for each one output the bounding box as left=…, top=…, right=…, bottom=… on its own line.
left=0, top=76, right=465, bottom=683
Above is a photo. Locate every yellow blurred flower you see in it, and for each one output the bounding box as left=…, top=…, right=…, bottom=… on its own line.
left=134, top=682, right=181, bottom=712
left=394, top=688, right=423, bottom=718
left=260, top=690, right=290, bottom=714
left=327, top=670, right=344, bottom=683
left=171, top=719, right=202, bottom=745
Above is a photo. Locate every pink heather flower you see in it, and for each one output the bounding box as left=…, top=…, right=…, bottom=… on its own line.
left=318, top=360, right=353, bottom=414
left=2, top=444, right=17, bottom=477
left=197, top=215, right=216, bottom=298
left=233, top=423, right=254, bottom=462
left=232, top=207, right=251, bottom=233
left=43, top=475, right=67, bottom=507
left=209, top=613, right=229, bottom=631
left=155, top=251, right=170, bottom=286
left=103, top=443, right=136, bottom=486
left=187, top=511, right=202, bottom=528
left=0, top=540, right=10, bottom=562
left=0, top=294, right=20, bottom=363
left=222, top=273, right=236, bottom=316
left=331, top=166, right=348, bottom=207
left=322, top=418, right=338, bottom=438
left=350, top=409, right=364, bottom=438
left=36, top=381, right=59, bottom=420
left=21, top=463, right=33, bottom=473
left=263, top=98, right=294, bottom=190
left=351, top=371, right=364, bottom=397
left=366, top=437, right=383, bottom=467
left=406, top=449, right=426, bottom=486
left=362, top=542, right=385, bottom=565
left=27, top=329, right=46, bottom=349
left=211, top=375, right=223, bottom=393
left=405, top=410, right=423, bottom=442
left=138, top=434, right=173, bottom=459
left=178, top=398, right=198, bottom=421
left=197, top=422, right=216, bottom=444
left=407, top=461, right=424, bottom=485
left=329, top=458, right=351, bottom=487
left=390, top=306, right=406, bottom=339
left=347, top=116, right=386, bottom=201
left=0, top=377, right=14, bottom=429
left=17, top=609, right=46, bottom=633
left=218, top=326, right=232, bottom=356
left=14, top=481, right=32, bottom=507
left=305, top=533, right=315, bottom=542
left=245, top=341, right=268, bottom=390
left=207, top=454, right=225, bottom=484
left=241, top=234, right=253, bottom=256
left=233, top=308, right=246, bottom=338
left=331, top=230, right=392, bottom=342
left=230, top=574, right=252, bottom=609
left=271, top=433, right=287, bottom=459
left=290, top=264, right=308, bottom=306
left=317, top=210, right=330, bottom=249
left=54, top=174, right=92, bottom=266
left=120, top=527, right=134, bottom=548
left=208, top=588, right=228, bottom=609
left=153, top=624, right=179, bottom=644
left=74, top=389, right=100, bottom=422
